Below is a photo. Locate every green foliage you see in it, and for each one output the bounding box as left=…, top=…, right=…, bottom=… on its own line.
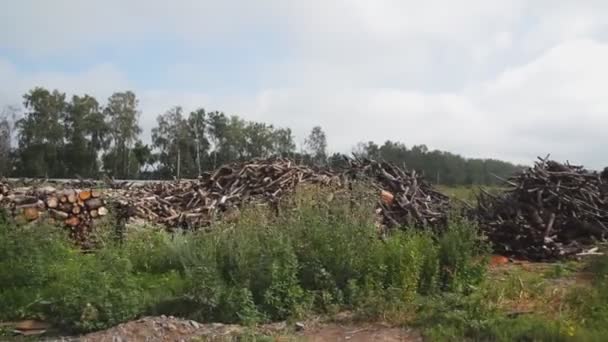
left=0, top=224, right=73, bottom=320
left=356, top=140, right=523, bottom=185
left=9, top=86, right=522, bottom=182
left=13, top=194, right=608, bottom=340
left=437, top=219, right=489, bottom=293
left=0, top=187, right=490, bottom=333
left=415, top=292, right=572, bottom=341
left=304, top=125, right=327, bottom=164
left=44, top=250, right=146, bottom=332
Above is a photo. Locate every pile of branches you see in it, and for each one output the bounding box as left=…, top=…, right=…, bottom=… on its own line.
left=111, top=156, right=450, bottom=231
left=476, top=157, right=608, bottom=260
left=1, top=157, right=452, bottom=239
left=342, top=156, right=451, bottom=230
left=0, top=184, right=108, bottom=245
left=110, top=158, right=340, bottom=229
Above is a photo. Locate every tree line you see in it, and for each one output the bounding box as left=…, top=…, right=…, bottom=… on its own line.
left=0, top=87, right=522, bottom=185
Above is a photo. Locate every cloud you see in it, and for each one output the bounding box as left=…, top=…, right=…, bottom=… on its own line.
left=2, top=1, right=608, bottom=169
left=0, top=59, right=130, bottom=106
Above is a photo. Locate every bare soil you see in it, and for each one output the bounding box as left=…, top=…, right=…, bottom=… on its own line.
left=76, top=315, right=422, bottom=342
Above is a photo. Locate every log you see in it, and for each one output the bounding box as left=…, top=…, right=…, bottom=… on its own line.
left=79, top=190, right=91, bottom=201
left=97, top=207, right=108, bottom=216
left=67, top=192, right=77, bottom=204
left=47, top=197, right=58, bottom=209
left=72, top=205, right=81, bottom=215
left=85, top=198, right=103, bottom=210
left=65, top=216, right=80, bottom=227
left=50, top=209, right=69, bottom=219
left=90, top=209, right=98, bottom=218
left=23, top=207, right=39, bottom=221
left=12, top=196, right=38, bottom=205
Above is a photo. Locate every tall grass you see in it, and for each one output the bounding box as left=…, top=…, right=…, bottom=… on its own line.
left=0, top=186, right=488, bottom=333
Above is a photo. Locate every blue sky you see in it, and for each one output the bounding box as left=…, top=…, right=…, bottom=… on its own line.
left=1, top=0, right=608, bottom=168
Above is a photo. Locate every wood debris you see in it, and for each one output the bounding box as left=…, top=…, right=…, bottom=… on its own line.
left=475, top=156, right=608, bottom=260
left=108, top=158, right=340, bottom=229
left=343, top=156, right=451, bottom=230
left=0, top=182, right=108, bottom=245
left=1, top=157, right=451, bottom=240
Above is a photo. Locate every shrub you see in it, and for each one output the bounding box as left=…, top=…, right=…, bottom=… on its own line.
left=43, top=250, right=146, bottom=332
left=437, top=219, right=489, bottom=293
left=0, top=224, right=73, bottom=320
left=0, top=185, right=491, bottom=333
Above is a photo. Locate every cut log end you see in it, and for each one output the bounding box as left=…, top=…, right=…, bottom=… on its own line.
left=85, top=198, right=103, bottom=210
left=79, top=190, right=91, bottom=201
left=23, top=207, right=39, bottom=221
left=65, top=216, right=80, bottom=227
left=97, top=207, right=108, bottom=216
left=46, top=197, right=58, bottom=208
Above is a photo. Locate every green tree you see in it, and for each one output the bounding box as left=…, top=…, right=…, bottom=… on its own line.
left=103, top=91, right=142, bottom=178
left=272, top=128, right=296, bottom=157
left=243, top=122, right=275, bottom=158
left=16, top=88, right=68, bottom=177
left=64, top=95, right=109, bottom=177
left=356, top=139, right=522, bottom=185
left=188, top=108, right=209, bottom=175
left=132, top=141, right=153, bottom=176
left=206, top=111, right=229, bottom=169
left=152, top=106, right=195, bottom=178
left=305, top=126, right=327, bottom=164
left=0, top=106, right=19, bottom=177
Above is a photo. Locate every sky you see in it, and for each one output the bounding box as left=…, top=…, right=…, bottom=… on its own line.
left=1, top=0, right=607, bottom=168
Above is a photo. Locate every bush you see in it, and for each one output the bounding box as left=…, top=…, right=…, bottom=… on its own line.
left=0, top=224, right=73, bottom=320
left=43, top=250, right=146, bottom=332
left=437, top=219, right=489, bottom=293
left=0, top=186, right=490, bottom=333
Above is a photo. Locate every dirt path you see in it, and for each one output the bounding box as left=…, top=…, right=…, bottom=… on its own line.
left=75, top=316, right=422, bottom=341
left=297, top=323, right=422, bottom=342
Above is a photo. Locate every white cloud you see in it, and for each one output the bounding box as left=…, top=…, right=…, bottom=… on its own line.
left=2, top=1, right=608, bottom=169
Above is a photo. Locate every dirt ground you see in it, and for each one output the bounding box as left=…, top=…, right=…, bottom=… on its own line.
left=73, top=315, right=422, bottom=342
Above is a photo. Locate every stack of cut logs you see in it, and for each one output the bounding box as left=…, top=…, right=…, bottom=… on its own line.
left=344, top=157, right=451, bottom=230
left=108, top=158, right=341, bottom=229
left=476, top=157, right=608, bottom=260
left=0, top=180, right=10, bottom=200
left=0, top=184, right=108, bottom=244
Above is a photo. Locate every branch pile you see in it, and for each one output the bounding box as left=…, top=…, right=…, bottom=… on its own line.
left=1, top=157, right=452, bottom=239
left=476, top=157, right=608, bottom=260
left=0, top=183, right=108, bottom=245
left=109, top=158, right=340, bottom=229
left=343, top=157, right=451, bottom=230
left=110, top=157, right=450, bottom=231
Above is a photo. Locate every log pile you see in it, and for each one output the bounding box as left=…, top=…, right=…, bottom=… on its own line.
left=476, top=157, right=608, bottom=260
left=109, top=158, right=340, bottom=229
left=343, top=157, right=451, bottom=230
left=0, top=180, right=10, bottom=200
left=0, top=184, right=108, bottom=244
left=1, top=157, right=452, bottom=239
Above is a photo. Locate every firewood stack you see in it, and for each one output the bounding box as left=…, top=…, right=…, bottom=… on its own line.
left=343, top=156, right=451, bottom=231
left=476, top=157, right=608, bottom=260
left=0, top=180, right=10, bottom=201
left=110, top=158, right=340, bottom=229
left=0, top=185, right=108, bottom=244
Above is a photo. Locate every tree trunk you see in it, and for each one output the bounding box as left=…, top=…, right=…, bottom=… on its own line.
left=176, top=148, right=181, bottom=180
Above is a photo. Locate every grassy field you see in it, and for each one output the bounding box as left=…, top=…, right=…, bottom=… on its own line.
left=1, top=186, right=608, bottom=341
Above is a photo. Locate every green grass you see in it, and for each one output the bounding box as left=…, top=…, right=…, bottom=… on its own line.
left=2, top=186, right=608, bottom=341
left=0, top=186, right=487, bottom=334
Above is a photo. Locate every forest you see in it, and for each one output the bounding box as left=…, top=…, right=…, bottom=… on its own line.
left=0, top=87, right=522, bottom=185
